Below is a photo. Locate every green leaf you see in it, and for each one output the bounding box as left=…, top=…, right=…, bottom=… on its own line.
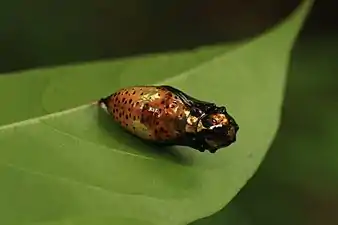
left=0, top=1, right=313, bottom=225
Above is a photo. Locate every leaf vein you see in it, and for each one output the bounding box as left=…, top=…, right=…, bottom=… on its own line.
left=40, top=120, right=156, bottom=161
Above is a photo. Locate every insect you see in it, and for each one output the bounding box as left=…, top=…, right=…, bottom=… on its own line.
left=98, top=85, right=239, bottom=153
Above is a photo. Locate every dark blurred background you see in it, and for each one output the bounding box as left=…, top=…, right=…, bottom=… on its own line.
left=0, top=0, right=301, bottom=74
left=1, top=0, right=337, bottom=225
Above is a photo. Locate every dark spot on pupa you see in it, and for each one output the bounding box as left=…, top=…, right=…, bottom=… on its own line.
left=161, top=127, right=168, bottom=134
left=125, top=115, right=129, bottom=119
left=128, top=108, right=131, bottom=112
left=155, top=121, right=159, bottom=125
left=119, top=113, right=122, bottom=118
left=128, top=99, right=132, bottom=104
left=154, top=129, right=158, bottom=134
left=133, top=126, right=136, bottom=130
left=160, top=100, right=165, bottom=104
left=125, top=91, right=129, bottom=94
left=122, top=98, right=126, bottom=102
left=140, top=92, right=144, bottom=95
left=133, top=116, right=136, bottom=120
left=174, top=96, right=178, bottom=99
left=132, top=91, right=136, bottom=95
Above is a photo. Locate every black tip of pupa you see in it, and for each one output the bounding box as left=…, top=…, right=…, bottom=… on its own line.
left=98, top=96, right=110, bottom=107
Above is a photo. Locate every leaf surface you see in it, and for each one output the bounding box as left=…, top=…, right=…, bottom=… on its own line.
left=0, top=1, right=313, bottom=225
